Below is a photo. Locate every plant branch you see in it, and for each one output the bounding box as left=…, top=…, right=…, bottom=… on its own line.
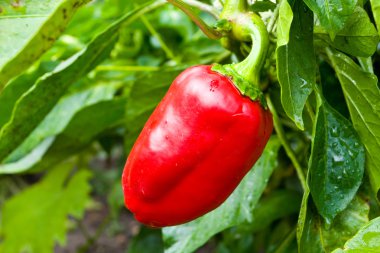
left=140, top=15, right=176, bottom=60
left=273, top=228, right=296, bottom=253
left=305, top=101, right=315, bottom=123
left=182, top=0, right=220, bottom=18
left=267, top=95, right=307, bottom=191
left=267, top=3, right=280, bottom=33
left=167, top=0, right=222, bottom=39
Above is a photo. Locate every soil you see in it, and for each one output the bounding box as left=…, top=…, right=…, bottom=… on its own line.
left=55, top=198, right=215, bottom=253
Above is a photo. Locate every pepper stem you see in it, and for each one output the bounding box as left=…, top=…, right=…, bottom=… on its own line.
left=213, top=9, right=269, bottom=104
left=230, top=12, right=269, bottom=86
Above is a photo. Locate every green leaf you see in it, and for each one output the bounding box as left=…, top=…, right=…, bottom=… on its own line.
left=332, top=217, right=380, bottom=252
left=162, top=137, right=281, bottom=253
left=0, top=98, right=126, bottom=174
left=0, top=32, right=116, bottom=161
left=0, top=1, right=165, bottom=162
left=3, top=83, right=118, bottom=163
left=0, top=0, right=90, bottom=88
left=309, top=99, right=365, bottom=223
left=239, top=190, right=302, bottom=233
left=370, top=0, right=380, bottom=36
left=250, top=0, right=276, bottom=12
left=276, top=0, right=316, bottom=130
left=314, top=7, right=379, bottom=57
left=327, top=50, right=380, bottom=200
left=297, top=186, right=324, bottom=253
left=303, top=0, right=357, bottom=39
left=298, top=193, right=370, bottom=253
left=128, top=227, right=164, bottom=253
left=277, top=0, right=293, bottom=47
left=0, top=163, right=92, bottom=253
left=0, top=61, right=58, bottom=129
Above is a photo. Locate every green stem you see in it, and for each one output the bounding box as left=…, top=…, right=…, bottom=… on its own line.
left=140, top=15, right=176, bottom=60
left=123, top=0, right=167, bottom=26
left=267, top=3, right=280, bottom=33
left=220, top=0, right=269, bottom=85
left=211, top=0, right=269, bottom=103
left=273, top=229, right=296, bottom=253
left=267, top=95, right=307, bottom=191
left=231, top=13, right=269, bottom=85
left=167, top=0, right=222, bottom=39
left=305, top=101, right=315, bottom=123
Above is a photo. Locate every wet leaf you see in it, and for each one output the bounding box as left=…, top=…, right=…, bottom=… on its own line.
left=327, top=50, right=380, bottom=200
left=309, top=99, right=365, bottom=223
left=276, top=0, right=316, bottom=130
left=332, top=217, right=380, bottom=252
left=315, top=7, right=379, bottom=57
left=303, top=0, right=357, bottom=39
left=298, top=193, right=369, bottom=252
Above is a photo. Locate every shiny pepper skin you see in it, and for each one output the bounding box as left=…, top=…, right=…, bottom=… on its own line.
left=122, top=65, right=273, bottom=227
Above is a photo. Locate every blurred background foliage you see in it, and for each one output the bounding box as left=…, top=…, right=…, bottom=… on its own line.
left=0, top=0, right=379, bottom=252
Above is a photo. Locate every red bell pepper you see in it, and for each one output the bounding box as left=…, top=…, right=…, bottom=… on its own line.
left=122, top=65, right=273, bottom=227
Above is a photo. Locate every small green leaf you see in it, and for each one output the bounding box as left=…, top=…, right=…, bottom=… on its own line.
left=250, top=0, right=276, bottom=12
left=309, top=99, right=365, bottom=223
left=303, top=0, right=357, bottom=39
left=276, top=0, right=316, bottom=130
left=315, top=7, right=379, bottom=57
left=0, top=163, right=92, bottom=253
left=277, top=0, right=293, bottom=47
left=327, top=50, right=380, bottom=200
left=0, top=0, right=90, bottom=88
left=332, top=217, right=380, bottom=252
left=370, top=0, right=380, bottom=36
left=162, top=138, right=281, bottom=253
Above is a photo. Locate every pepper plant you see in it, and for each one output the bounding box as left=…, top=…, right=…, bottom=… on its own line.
left=0, top=0, right=379, bottom=252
